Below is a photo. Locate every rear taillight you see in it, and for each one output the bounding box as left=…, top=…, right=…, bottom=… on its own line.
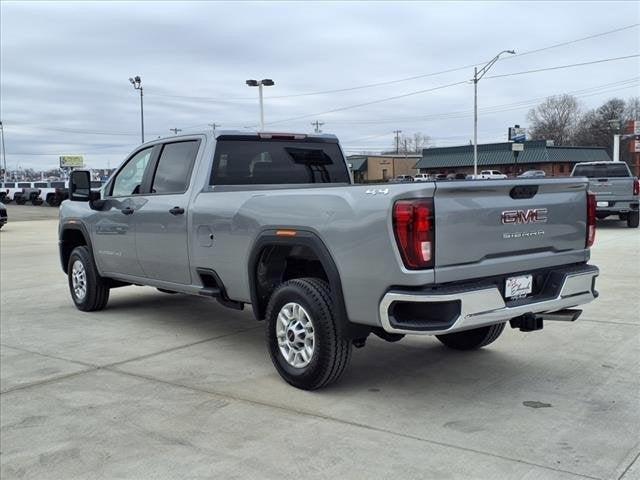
left=586, top=192, right=596, bottom=248
left=633, top=178, right=639, bottom=196
left=393, top=199, right=434, bottom=269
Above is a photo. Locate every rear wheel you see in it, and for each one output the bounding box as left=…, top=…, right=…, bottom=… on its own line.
left=265, top=278, right=352, bottom=390
left=627, top=211, right=639, bottom=228
left=68, top=246, right=110, bottom=311
left=436, top=323, right=505, bottom=350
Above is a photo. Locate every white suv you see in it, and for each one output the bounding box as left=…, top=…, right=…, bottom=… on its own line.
left=414, top=173, right=432, bottom=182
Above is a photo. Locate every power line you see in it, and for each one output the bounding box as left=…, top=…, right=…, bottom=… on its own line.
left=486, top=54, right=640, bottom=80
left=328, top=78, right=640, bottom=126
left=264, top=80, right=469, bottom=127
left=150, top=23, right=639, bottom=104
left=263, top=55, right=639, bottom=126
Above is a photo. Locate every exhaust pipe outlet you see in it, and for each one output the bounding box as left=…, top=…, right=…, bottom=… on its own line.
left=538, top=309, right=582, bottom=322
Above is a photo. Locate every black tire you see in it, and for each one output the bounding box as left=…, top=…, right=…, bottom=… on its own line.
left=436, top=323, right=505, bottom=351
left=627, top=211, right=639, bottom=228
left=265, top=278, right=352, bottom=390
left=67, top=246, right=110, bottom=311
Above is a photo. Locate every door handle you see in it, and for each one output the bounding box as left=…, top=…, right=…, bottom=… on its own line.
left=169, top=206, right=185, bottom=215
left=121, top=207, right=134, bottom=215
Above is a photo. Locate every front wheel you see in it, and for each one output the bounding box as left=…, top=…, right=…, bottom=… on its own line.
left=436, top=323, right=505, bottom=350
left=68, top=246, right=110, bottom=311
left=627, top=211, right=639, bottom=228
left=265, top=278, right=352, bottom=390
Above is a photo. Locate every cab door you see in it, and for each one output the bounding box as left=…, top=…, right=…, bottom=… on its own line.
left=134, top=139, right=200, bottom=285
left=92, top=146, right=156, bottom=277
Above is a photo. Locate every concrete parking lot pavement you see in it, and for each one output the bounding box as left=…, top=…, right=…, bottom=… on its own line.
left=1, top=216, right=639, bottom=480
left=1, top=203, right=60, bottom=222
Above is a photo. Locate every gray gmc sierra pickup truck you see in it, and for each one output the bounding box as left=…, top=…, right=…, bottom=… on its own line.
left=59, top=131, right=600, bottom=389
left=570, top=161, right=639, bottom=228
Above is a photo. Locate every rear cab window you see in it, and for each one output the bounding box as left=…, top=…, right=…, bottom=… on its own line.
left=572, top=163, right=631, bottom=178
left=210, top=136, right=350, bottom=185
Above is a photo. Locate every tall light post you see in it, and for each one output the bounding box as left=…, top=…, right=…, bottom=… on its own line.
left=246, top=79, right=275, bottom=131
left=0, top=121, right=6, bottom=182
left=473, top=50, right=516, bottom=176
left=129, top=76, right=144, bottom=143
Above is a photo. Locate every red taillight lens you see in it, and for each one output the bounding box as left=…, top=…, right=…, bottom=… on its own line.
left=393, top=199, right=434, bottom=269
left=586, top=192, right=596, bottom=248
left=633, top=178, right=639, bottom=196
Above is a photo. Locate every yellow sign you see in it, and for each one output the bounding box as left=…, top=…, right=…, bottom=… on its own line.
left=59, top=155, right=84, bottom=168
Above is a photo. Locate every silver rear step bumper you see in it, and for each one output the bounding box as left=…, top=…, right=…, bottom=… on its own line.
left=379, top=265, right=599, bottom=335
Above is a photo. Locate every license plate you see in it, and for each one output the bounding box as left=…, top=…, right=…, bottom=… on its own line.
left=597, top=201, right=608, bottom=207
left=505, top=274, right=533, bottom=299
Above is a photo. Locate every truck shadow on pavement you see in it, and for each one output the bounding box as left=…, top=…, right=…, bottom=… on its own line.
left=102, top=289, right=533, bottom=395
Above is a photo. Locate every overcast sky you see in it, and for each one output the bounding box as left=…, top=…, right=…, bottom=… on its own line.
left=1, top=1, right=639, bottom=170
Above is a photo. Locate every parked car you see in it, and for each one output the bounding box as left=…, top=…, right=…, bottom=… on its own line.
left=14, top=182, right=43, bottom=205
left=60, top=131, right=600, bottom=390
left=0, top=201, right=7, bottom=229
left=571, top=161, right=639, bottom=228
left=468, top=170, right=508, bottom=180
left=46, top=181, right=69, bottom=206
left=413, top=173, right=432, bottom=182
left=390, top=174, right=414, bottom=183
left=518, top=170, right=546, bottom=178
left=434, top=173, right=448, bottom=181
left=446, top=173, right=467, bottom=180
left=1, top=182, right=21, bottom=203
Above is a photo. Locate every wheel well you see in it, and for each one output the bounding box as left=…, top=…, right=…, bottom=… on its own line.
left=253, top=244, right=328, bottom=320
left=60, top=228, right=87, bottom=273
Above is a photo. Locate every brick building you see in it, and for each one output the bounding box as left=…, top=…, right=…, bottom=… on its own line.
left=348, top=154, right=421, bottom=183
left=415, top=140, right=611, bottom=177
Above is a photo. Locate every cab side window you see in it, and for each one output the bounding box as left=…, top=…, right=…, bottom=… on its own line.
left=111, top=147, right=153, bottom=197
left=150, top=141, right=199, bottom=194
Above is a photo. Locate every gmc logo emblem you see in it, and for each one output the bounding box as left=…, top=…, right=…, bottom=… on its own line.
left=501, top=208, right=548, bottom=224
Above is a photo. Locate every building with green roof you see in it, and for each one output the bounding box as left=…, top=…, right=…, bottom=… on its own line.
left=415, top=140, right=611, bottom=177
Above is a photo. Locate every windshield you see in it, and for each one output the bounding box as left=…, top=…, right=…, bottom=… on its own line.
left=572, top=163, right=630, bottom=178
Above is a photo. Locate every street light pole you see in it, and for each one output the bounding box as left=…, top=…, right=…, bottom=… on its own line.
left=129, top=76, right=144, bottom=143
left=246, top=79, right=275, bottom=131
left=0, top=121, right=7, bottom=182
left=472, top=50, right=516, bottom=176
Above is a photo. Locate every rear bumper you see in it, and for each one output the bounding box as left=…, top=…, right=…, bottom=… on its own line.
left=595, top=199, right=638, bottom=214
left=379, top=264, right=599, bottom=335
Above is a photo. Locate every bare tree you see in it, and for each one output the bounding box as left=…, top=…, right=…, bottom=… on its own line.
left=389, top=132, right=431, bottom=153
left=572, top=98, right=626, bottom=149
left=623, top=96, right=640, bottom=121
left=527, top=94, right=581, bottom=145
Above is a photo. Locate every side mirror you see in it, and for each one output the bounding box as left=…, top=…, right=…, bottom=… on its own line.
left=69, top=170, right=91, bottom=202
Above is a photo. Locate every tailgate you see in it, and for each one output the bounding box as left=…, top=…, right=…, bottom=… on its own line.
left=588, top=178, right=633, bottom=201
left=433, top=179, right=588, bottom=278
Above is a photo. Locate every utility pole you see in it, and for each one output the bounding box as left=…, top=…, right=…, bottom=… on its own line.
left=394, top=130, right=402, bottom=154
left=0, top=121, right=7, bottom=182
left=169, top=128, right=182, bottom=135
left=472, top=50, right=516, bottom=176
left=311, top=120, right=324, bottom=134
left=208, top=123, right=221, bottom=136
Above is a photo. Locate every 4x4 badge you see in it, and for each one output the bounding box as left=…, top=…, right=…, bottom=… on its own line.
left=365, top=188, right=389, bottom=195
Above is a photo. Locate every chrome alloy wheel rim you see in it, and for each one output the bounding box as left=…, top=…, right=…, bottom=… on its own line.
left=276, top=302, right=315, bottom=368
left=71, top=260, right=87, bottom=301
